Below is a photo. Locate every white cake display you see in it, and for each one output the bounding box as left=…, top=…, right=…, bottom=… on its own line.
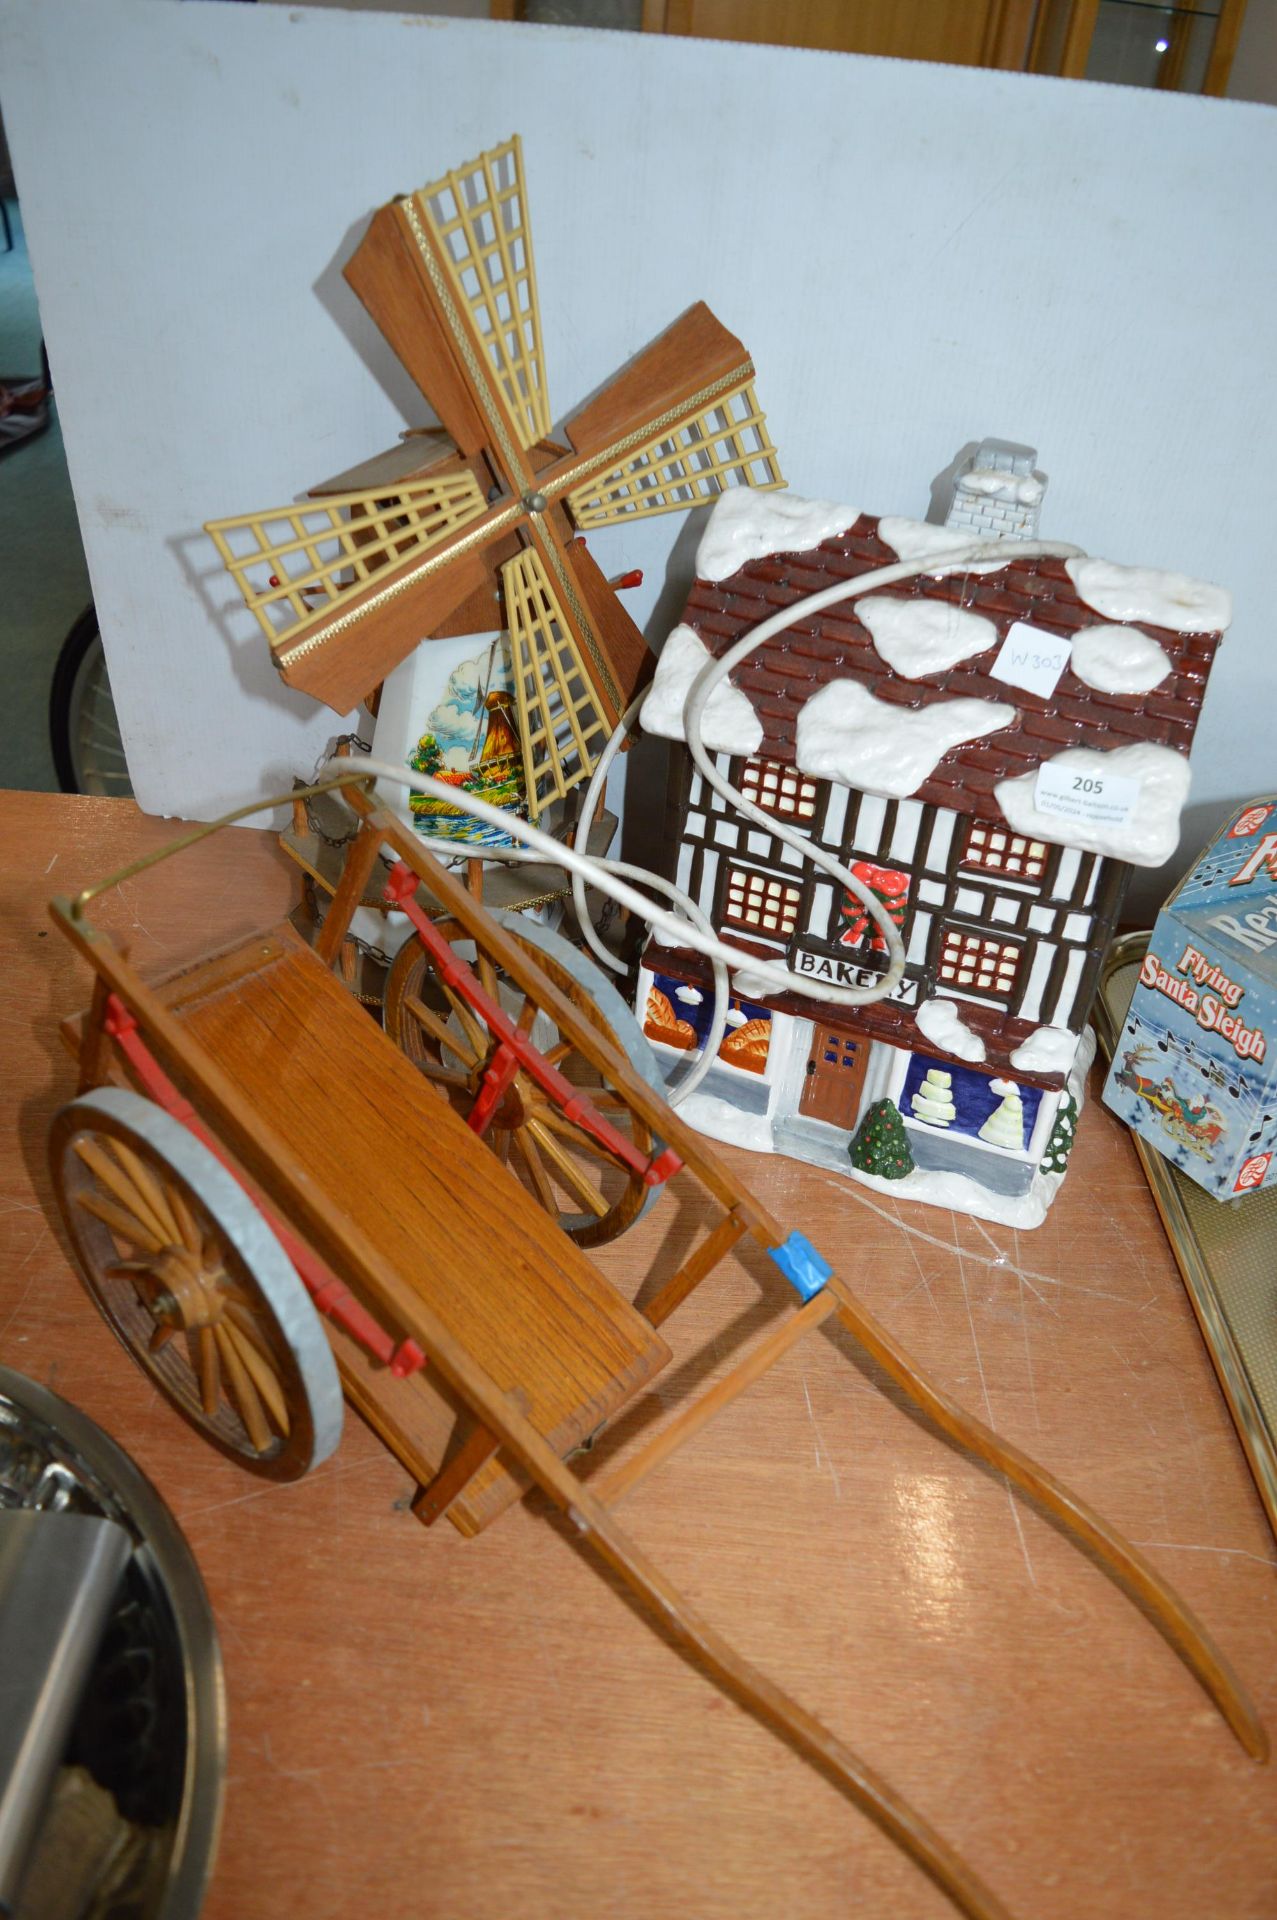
left=911, top=1068, right=955, bottom=1128
left=979, top=1080, right=1025, bottom=1150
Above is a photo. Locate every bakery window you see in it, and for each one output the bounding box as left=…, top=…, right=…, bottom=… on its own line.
left=738, top=757, right=819, bottom=822
left=935, top=925, right=1023, bottom=999
left=961, top=821, right=1047, bottom=882
left=721, top=864, right=801, bottom=940
left=717, top=1011, right=772, bottom=1076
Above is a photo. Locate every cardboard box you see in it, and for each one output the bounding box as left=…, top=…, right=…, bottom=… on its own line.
left=1102, top=799, right=1277, bottom=1198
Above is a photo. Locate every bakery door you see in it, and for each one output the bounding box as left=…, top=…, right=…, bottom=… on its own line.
left=799, top=1027, right=869, bottom=1131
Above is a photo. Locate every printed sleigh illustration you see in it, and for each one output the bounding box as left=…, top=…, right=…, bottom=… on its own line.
left=1102, top=796, right=1277, bottom=1198
left=1114, top=1046, right=1228, bottom=1156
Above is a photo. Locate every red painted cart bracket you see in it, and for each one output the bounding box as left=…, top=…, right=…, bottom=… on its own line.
left=383, top=862, right=681, bottom=1188
left=467, top=1042, right=518, bottom=1138
left=100, top=995, right=425, bottom=1379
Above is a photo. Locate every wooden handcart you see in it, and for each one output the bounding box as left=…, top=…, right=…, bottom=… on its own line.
left=48, top=776, right=1267, bottom=1920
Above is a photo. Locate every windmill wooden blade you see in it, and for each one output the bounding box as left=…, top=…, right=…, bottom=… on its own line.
left=207, top=472, right=489, bottom=652
left=343, top=205, right=491, bottom=458
left=410, top=135, right=552, bottom=456
left=567, top=533, right=655, bottom=706
left=557, top=303, right=783, bottom=527
left=205, top=473, right=502, bottom=710
left=503, top=544, right=610, bottom=819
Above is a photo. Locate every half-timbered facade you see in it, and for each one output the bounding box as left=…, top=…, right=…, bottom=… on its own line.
left=636, top=450, right=1229, bottom=1219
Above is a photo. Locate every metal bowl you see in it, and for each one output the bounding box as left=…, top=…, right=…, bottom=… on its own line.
left=0, top=1368, right=225, bottom=1920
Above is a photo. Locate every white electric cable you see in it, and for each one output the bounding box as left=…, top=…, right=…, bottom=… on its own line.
left=560, top=692, right=738, bottom=1100
left=573, top=538, right=1083, bottom=1010
left=569, top=693, right=646, bottom=979
left=680, top=538, right=1084, bottom=1000
left=424, top=825, right=731, bottom=1098
left=326, top=750, right=749, bottom=1079
left=337, top=535, right=1082, bottom=1094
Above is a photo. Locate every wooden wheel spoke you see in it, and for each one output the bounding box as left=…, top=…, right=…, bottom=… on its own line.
left=439, top=981, right=489, bottom=1061
left=510, top=1127, right=557, bottom=1214
left=524, top=1119, right=610, bottom=1219
left=223, top=1299, right=279, bottom=1370
left=197, top=1326, right=221, bottom=1417
left=405, top=993, right=480, bottom=1069
left=105, top=1258, right=159, bottom=1281
left=166, top=1181, right=203, bottom=1258
left=76, top=1187, right=164, bottom=1254
left=476, top=949, right=500, bottom=1004
left=540, top=1040, right=574, bottom=1069
left=223, top=1320, right=291, bottom=1437
left=108, top=1138, right=182, bottom=1247
left=515, top=994, right=540, bottom=1037
left=534, top=1105, right=633, bottom=1169
left=213, top=1323, right=272, bottom=1453
left=412, top=1058, right=474, bottom=1093
left=74, top=1139, right=170, bottom=1248
left=148, top=1321, right=176, bottom=1353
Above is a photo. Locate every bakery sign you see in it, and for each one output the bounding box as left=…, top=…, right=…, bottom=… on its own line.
left=794, top=950, right=881, bottom=989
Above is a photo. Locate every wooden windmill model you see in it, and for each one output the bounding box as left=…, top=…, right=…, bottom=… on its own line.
left=207, top=136, right=785, bottom=819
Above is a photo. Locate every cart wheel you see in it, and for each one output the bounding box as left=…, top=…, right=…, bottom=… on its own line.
left=50, top=1088, right=344, bottom=1480
left=384, top=910, right=667, bottom=1248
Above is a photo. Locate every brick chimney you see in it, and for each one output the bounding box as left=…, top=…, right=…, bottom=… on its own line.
left=945, top=439, right=1047, bottom=542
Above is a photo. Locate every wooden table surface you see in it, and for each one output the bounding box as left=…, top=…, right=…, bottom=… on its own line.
left=4, top=790, right=1275, bottom=1920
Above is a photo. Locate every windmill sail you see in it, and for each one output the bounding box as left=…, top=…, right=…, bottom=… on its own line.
left=503, top=546, right=609, bottom=818
left=412, top=135, right=552, bottom=453
left=207, top=142, right=786, bottom=731
left=206, top=471, right=488, bottom=653
left=567, top=381, right=782, bottom=528
left=559, top=301, right=783, bottom=529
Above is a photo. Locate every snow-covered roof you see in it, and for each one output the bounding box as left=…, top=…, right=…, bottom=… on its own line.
left=653, top=490, right=1229, bottom=868
left=640, top=624, right=762, bottom=756
left=696, top=490, right=859, bottom=583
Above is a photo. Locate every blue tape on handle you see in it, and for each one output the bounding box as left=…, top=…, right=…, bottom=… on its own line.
left=767, top=1230, right=832, bottom=1302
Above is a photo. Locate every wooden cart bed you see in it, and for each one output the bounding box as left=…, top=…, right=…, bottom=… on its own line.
left=153, top=921, right=671, bottom=1533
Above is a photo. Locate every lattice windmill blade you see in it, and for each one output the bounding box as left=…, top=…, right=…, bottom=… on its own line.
left=409, top=134, right=552, bottom=454
left=208, top=137, right=785, bottom=729
left=503, top=545, right=610, bottom=820
left=566, top=382, right=782, bottom=528
left=555, top=302, right=783, bottom=529
left=206, top=470, right=489, bottom=659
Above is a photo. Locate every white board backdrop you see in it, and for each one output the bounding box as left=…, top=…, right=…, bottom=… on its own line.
left=2, top=0, right=1275, bottom=910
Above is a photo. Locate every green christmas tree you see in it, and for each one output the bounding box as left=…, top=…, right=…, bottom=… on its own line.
left=1039, top=1092, right=1078, bottom=1176
left=849, top=1099, right=915, bottom=1180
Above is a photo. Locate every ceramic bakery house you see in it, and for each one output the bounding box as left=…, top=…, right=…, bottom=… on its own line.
left=638, top=443, right=1230, bottom=1224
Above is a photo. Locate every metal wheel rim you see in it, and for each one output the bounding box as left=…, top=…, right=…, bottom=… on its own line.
left=68, top=629, right=133, bottom=797
left=50, top=1088, right=343, bottom=1480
